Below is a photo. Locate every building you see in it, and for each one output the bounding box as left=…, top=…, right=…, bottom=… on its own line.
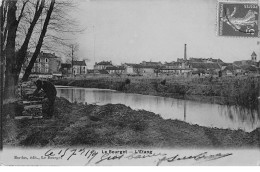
left=160, top=62, right=182, bottom=75
left=123, top=63, right=137, bottom=74
left=251, top=51, right=257, bottom=62
left=189, top=57, right=223, bottom=63
left=233, top=60, right=254, bottom=66
left=240, top=65, right=259, bottom=74
left=140, top=61, right=162, bottom=67
left=141, top=66, right=156, bottom=76
left=122, top=63, right=143, bottom=75
left=164, top=62, right=182, bottom=69
left=233, top=51, right=258, bottom=66
left=222, top=64, right=242, bottom=76
left=94, top=61, right=113, bottom=70
left=105, top=66, right=125, bottom=75
left=95, top=70, right=109, bottom=75
left=72, top=60, right=87, bottom=75
left=190, top=62, right=221, bottom=75
left=60, top=63, right=72, bottom=75
left=30, top=51, right=61, bottom=75
left=219, top=63, right=233, bottom=70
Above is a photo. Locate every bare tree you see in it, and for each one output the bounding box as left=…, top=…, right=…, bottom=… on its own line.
left=22, top=0, right=55, bottom=81
left=15, top=0, right=45, bottom=80
left=22, top=0, right=83, bottom=80
left=1, top=0, right=46, bottom=98
left=1, top=0, right=82, bottom=98
left=4, top=0, right=19, bottom=98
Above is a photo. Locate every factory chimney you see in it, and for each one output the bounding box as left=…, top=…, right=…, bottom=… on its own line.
left=184, top=44, right=187, bottom=61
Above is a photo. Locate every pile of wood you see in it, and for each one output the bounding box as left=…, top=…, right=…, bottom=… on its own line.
left=14, top=100, right=43, bottom=120
left=14, top=81, right=45, bottom=120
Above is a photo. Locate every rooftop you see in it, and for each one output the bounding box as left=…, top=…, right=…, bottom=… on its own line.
left=189, top=62, right=221, bottom=69
left=96, top=61, right=112, bottom=65
left=106, top=66, right=125, bottom=70
left=223, top=65, right=241, bottom=71
left=61, top=63, right=72, bottom=68
left=252, top=51, right=257, bottom=56
left=28, top=51, right=59, bottom=59
left=73, top=60, right=86, bottom=66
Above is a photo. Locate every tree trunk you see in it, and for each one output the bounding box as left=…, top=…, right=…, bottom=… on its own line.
left=22, top=0, right=55, bottom=81
left=0, top=0, right=5, bottom=151
left=16, top=0, right=45, bottom=76
left=4, top=0, right=18, bottom=99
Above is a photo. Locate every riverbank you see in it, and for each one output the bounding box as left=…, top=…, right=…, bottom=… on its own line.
left=3, top=97, right=260, bottom=148
left=52, top=75, right=260, bottom=108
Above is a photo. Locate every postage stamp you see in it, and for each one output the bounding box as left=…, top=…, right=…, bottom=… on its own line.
left=218, top=0, right=259, bottom=37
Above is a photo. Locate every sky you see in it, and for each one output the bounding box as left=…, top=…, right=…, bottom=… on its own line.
left=71, top=0, right=260, bottom=68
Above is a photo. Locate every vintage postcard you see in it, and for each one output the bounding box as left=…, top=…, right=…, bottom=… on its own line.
left=0, top=0, right=260, bottom=166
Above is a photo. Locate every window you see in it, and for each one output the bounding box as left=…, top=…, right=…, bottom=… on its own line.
left=45, top=64, right=49, bottom=73
left=45, top=58, right=48, bottom=63
left=38, top=64, right=41, bottom=72
left=38, top=58, right=41, bottom=62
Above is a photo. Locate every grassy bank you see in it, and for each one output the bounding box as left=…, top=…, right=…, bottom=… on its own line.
left=3, top=97, right=260, bottom=148
left=52, top=75, right=260, bottom=109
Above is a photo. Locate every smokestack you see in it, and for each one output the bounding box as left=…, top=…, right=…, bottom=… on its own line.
left=184, top=44, right=187, bottom=61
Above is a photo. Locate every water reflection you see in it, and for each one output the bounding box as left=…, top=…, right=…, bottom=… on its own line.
left=219, top=106, right=260, bottom=131
left=56, top=87, right=260, bottom=132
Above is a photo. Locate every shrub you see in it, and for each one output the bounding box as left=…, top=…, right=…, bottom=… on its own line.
left=160, top=79, right=166, bottom=85
left=125, top=78, right=131, bottom=85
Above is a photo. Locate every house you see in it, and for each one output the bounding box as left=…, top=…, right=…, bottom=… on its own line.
left=97, top=70, right=109, bottom=75
left=72, top=60, right=87, bottom=75
left=87, top=69, right=94, bottom=74
left=140, top=61, right=162, bottom=67
left=123, top=63, right=143, bottom=75
left=190, top=62, right=221, bottom=75
left=29, top=51, right=61, bottom=75
left=60, top=63, right=72, bottom=75
left=164, top=62, right=182, bottom=69
left=209, top=58, right=224, bottom=63
left=222, top=65, right=242, bottom=76
left=123, top=63, right=136, bottom=74
left=233, top=60, right=254, bottom=66
left=94, top=61, right=113, bottom=70
left=141, top=66, right=156, bottom=76
left=240, top=65, right=259, bottom=74
left=219, top=63, right=233, bottom=70
left=189, top=57, right=223, bottom=63
left=105, top=66, right=125, bottom=75
left=160, top=62, right=182, bottom=75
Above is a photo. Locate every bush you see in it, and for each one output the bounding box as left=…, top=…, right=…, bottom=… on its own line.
left=160, top=79, right=166, bottom=85
left=125, top=78, right=131, bottom=85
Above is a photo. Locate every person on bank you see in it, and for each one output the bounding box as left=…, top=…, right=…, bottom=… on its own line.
left=33, top=80, right=57, bottom=119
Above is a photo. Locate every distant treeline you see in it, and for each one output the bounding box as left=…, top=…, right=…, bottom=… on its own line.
left=52, top=75, right=260, bottom=110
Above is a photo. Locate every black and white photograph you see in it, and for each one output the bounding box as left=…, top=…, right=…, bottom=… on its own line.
left=0, top=0, right=259, bottom=166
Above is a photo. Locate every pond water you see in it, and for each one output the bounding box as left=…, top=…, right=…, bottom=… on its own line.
left=56, top=86, right=260, bottom=132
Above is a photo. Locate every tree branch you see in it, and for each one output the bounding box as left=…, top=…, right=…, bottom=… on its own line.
left=22, top=0, right=55, bottom=81
left=16, top=0, right=45, bottom=75
left=17, top=0, right=29, bottom=24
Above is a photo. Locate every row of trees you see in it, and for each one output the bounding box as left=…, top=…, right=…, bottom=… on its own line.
left=0, top=0, right=80, bottom=99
